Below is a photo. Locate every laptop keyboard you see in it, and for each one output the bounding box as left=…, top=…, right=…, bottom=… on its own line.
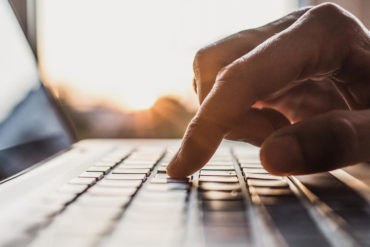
left=10, top=145, right=370, bottom=247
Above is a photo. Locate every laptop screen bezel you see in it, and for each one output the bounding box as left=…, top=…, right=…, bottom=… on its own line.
left=8, top=0, right=77, bottom=142
left=0, top=0, right=78, bottom=184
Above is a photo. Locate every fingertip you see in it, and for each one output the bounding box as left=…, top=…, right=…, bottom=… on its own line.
left=260, top=134, right=304, bottom=176
left=166, top=159, right=178, bottom=178
left=166, top=115, right=225, bottom=178
left=166, top=153, right=190, bottom=178
left=166, top=166, right=185, bottom=178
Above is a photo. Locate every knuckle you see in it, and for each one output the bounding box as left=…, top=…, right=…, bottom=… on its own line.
left=308, top=3, right=357, bottom=31
left=192, top=77, right=197, bottom=94
left=216, top=60, right=244, bottom=83
left=311, top=2, right=343, bottom=17
left=214, top=62, right=243, bottom=93
left=193, top=48, right=206, bottom=68
left=215, top=59, right=260, bottom=101
left=303, top=3, right=362, bottom=55
left=193, top=47, right=219, bottom=102
left=193, top=47, right=213, bottom=78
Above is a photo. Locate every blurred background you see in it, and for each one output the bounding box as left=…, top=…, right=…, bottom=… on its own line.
left=34, top=0, right=370, bottom=139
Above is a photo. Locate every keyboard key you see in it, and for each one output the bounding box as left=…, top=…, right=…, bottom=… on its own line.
left=247, top=179, right=289, bottom=188
left=238, top=159, right=260, bottom=164
left=108, top=152, right=127, bottom=159
left=126, top=207, right=184, bottom=218
left=101, top=156, right=123, bottom=163
left=130, top=200, right=185, bottom=212
left=69, top=177, right=96, bottom=185
left=122, top=160, right=155, bottom=165
left=156, top=167, right=167, bottom=173
left=242, top=168, right=268, bottom=174
left=159, top=161, right=170, bottom=166
left=23, top=203, right=63, bottom=220
left=150, top=178, right=189, bottom=184
left=200, top=191, right=242, bottom=201
left=122, top=211, right=184, bottom=225
left=41, top=193, right=77, bottom=207
left=199, top=182, right=241, bottom=191
left=203, top=225, right=250, bottom=245
left=79, top=172, right=104, bottom=180
left=207, top=161, right=234, bottom=166
left=258, top=195, right=297, bottom=205
left=86, top=166, right=111, bottom=174
left=154, top=173, right=171, bottom=178
left=77, top=195, right=130, bottom=208
left=58, top=184, right=88, bottom=194
left=112, top=168, right=150, bottom=175
left=199, top=176, right=238, bottom=183
left=30, top=233, right=101, bottom=247
left=145, top=183, right=189, bottom=192
left=203, top=201, right=245, bottom=211
left=106, top=174, right=146, bottom=180
left=88, top=187, right=137, bottom=197
left=129, top=152, right=161, bottom=158
left=202, top=165, right=235, bottom=171
left=97, top=180, right=142, bottom=188
left=200, top=170, right=237, bottom=176
left=203, top=211, right=247, bottom=226
left=138, top=191, right=187, bottom=201
left=118, top=163, right=155, bottom=169
left=63, top=204, right=122, bottom=221
left=93, top=161, right=116, bottom=168
left=244, top=173, right=282, bottom=180
left=251, top=187, right=292, bottom=196
left=49, top=217, right=114, bottom=236
left=240, top=163, right=262, bottom=168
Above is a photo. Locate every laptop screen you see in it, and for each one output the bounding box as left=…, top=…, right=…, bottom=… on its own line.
left=0, top=0, right=74, bottom=182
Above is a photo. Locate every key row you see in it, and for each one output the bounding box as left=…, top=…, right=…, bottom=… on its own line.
left=106, top=155, right=191, bottom=246
left=234, top=150, right=332, bottom=246
left=196, top=152, right=251, bottom=246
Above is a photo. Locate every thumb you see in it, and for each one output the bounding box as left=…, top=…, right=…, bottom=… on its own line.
left=260, top=110, right=370, bottom=175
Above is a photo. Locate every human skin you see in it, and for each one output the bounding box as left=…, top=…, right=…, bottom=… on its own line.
left=167, top=3, right=370, bottom=178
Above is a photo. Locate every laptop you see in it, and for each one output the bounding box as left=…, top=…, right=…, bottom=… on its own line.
left=1, top=0, right=370, bottom=246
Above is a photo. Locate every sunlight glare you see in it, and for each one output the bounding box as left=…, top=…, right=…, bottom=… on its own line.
left=122, top=90, right=158, bottom=111
left=37, top=0, right=296, bottom=111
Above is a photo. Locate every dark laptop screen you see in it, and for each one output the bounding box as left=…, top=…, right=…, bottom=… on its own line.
left=0, top=0, right=74, bottom=181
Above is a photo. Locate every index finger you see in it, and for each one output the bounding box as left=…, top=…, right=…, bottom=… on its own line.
left=167, top=3, right=356, bottom=178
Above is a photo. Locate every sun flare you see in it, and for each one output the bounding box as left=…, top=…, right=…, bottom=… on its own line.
left=123, top=92, right=157, bottom=111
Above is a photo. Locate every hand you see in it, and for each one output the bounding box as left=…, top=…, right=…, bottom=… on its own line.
left=167, top=3, right=370, bottom=178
